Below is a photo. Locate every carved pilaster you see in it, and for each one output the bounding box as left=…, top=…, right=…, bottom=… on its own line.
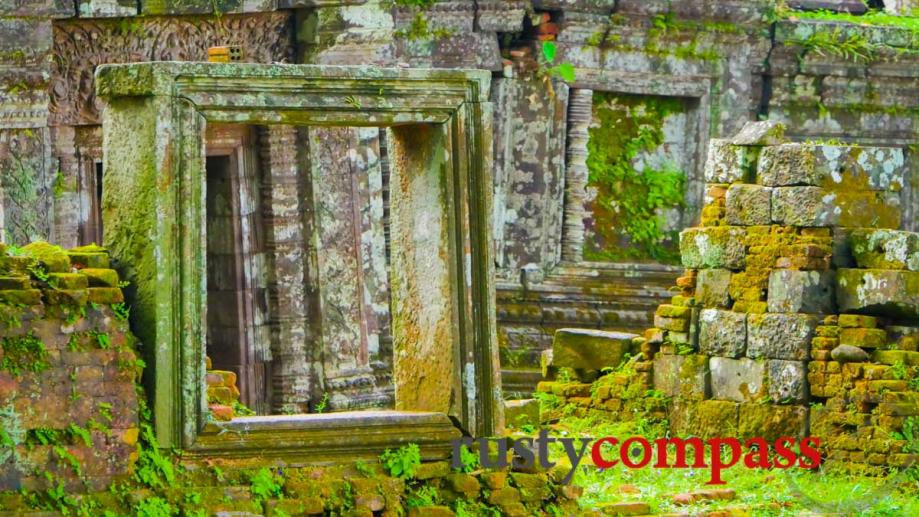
left=258, top=125, right=312, bottom=414
left=561, top=88, right=592, bottom=263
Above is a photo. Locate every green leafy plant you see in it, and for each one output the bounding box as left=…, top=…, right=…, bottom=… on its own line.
left=406, top=485, right=440, bottom=509
left=455, top=444, right=480, bottom=474
left=231, top=400, right=256, bottom=416
left=583, top=92, right=686, bottom=262
left=891, top=360, right=908, bottom=380
left=540, top=41, right=576, bottom=82
left=789, top=27, right=875, bottom=63
left=133, top=424, right=175, bottom=490
left=249, top=467, right=284, bottom=501
left=0, top=332, right=50, bottom=377
left=112, top=302, right=130, bottom=321
left=314, top=392, right=330, bottom=414
left=380, top=443, right=421, bottom=479
left=134, top=496, right=174, bottom=517
left=67, top=423, right=92, bottom=447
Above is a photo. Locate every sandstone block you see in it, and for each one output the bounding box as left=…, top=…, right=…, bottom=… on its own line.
left=726, top=184, right=772, bottom=226
left=76, top=1, right=138, bottom=18
left=703, top=139, right=759, bottom=183
left=836, top=269, right=919, bottom=319
left=771, top=187, right=900, bottom=228
left=551, top=328, right=636, bottom=373
left=767, top=269, right=835, bottom=314
left=680, top=227, right=746, bottom=269
left=670, top=400, right=740, bottom=439
left=767, top=360, right=808, bottom=404
left=850, top=229, right=919, bottom=271
left=747, top=313, right=818, bottom=361
left=738, top=404, right=807, bottom=441
left=710, top=357, right=765, bottom=402
left=730, top=120, right=786, bottom=146
left=839, top=328, right=887, bottom=349
left=79, top=268, right=120, bottom=287
left=831, top=345, right=870, bottom=363
left=699, top=309, right=746, bottom=358
left=838, top=314, right=877, bottom=328
left=758, top=144, right=905, bottom=191
left=652, top=354, right=708, bottom=400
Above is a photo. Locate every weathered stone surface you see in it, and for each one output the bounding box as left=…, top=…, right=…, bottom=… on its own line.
left=703, top=139, right=759, bottom=183
left=766, top=360, right=808, bottom=404
left=726, top=184, right=772, bottom=226
left=771, top=187, right=901, bottom=228
left=831, top=345, right=870, bottom=363
left=669, top=400, right=740, bottom=440
left=747, top=313, right=818, bottom=361
left=680, top=227, right=746, bottom=269
left=699, top=309, right=747, bottom=358
left=696, top=269, right=732, bottom=308
left=504, top=399, right=539, bottom=428
left=77, top=0, right=136, bottom=17
left=552, top=328, right=636, bottom=372
left=730, top=120, right=786, bottom=146
left=653, top=354, right=709, bottom=400
left=653, top=354, right=685, bottom=397
left=758, top=144, right=905, bottom=191
left=738, top=404, right=807, bottom=441
left=710, top=357, right=765, bottom=402
left=767, top=269, right=835, bottom=314
left=0, top=0, right=73, bottom=16
left=836, top=269, right=919, bottom=319
left=850, top=229, right=919, bottom=271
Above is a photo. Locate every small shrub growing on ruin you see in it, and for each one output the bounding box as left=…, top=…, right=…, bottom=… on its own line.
left=0, top=332, right=50, bottom=377
left=249, top=467, right=284, bottom=501
left=380, top=443, right=421, bottom=479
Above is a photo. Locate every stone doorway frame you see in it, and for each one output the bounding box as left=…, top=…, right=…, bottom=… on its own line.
left=96, top=62, right=501, bottom=462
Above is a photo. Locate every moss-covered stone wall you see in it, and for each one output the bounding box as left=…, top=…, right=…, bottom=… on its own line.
left=0, top=242, right=140, bottom=495
left=539, top=122, right=919, bottom=474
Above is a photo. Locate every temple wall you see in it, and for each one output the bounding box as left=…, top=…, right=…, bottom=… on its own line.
left=1, top=1, right=917, bottom=393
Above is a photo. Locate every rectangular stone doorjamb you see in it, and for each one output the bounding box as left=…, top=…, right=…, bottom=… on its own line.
left=96, top=63, right=502, bottom=463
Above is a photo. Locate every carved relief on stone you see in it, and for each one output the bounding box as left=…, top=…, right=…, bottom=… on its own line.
left=561, top=88, right=592, bottom=263
left=50, top=13, right=294, bottom=126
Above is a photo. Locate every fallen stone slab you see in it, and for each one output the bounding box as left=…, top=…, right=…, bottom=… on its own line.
left=552, top=328, right=637, bottom=374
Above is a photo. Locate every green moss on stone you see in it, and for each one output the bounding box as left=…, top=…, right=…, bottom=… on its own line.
left=20, top=242, right=70, bottom=273
left=0, top=331, right=49, bottom=377
left=584, top=92, right=688, bottom=263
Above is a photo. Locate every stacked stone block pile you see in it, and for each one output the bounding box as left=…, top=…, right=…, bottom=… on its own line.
left=538, top=121, right=919, bottom=470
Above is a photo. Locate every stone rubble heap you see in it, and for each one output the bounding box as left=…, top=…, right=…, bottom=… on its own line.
left=538, top=121, right=919, bottom=471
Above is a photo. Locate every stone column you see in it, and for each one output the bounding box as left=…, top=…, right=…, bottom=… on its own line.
left=258, top=125, right=312, bottom=414
left=561, top=88, right=593, bottom=263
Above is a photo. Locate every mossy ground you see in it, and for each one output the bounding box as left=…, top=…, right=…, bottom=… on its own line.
left=518, top=408, right=919, bottom=515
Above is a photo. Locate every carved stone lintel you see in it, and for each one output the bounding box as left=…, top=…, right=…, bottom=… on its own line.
left=51, top=13, right=294, bottom=126
left=561, top=88, right=592, bottom=263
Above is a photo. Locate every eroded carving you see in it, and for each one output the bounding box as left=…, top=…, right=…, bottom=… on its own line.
left=50, top=13, right=294, bottom=125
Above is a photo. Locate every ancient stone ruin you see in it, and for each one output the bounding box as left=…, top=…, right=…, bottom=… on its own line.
left=0, top=0, right=918, bottom=515
left=542, top=121, right=919, bottom=473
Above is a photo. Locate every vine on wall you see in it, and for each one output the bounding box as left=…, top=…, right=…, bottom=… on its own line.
left=584, top=92, right=687, bottom=264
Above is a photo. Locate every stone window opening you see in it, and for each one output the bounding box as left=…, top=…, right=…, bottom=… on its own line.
left=98, top=62, right=501, bottom=462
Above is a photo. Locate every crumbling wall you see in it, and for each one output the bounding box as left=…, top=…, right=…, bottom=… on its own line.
left=541, top=122, right=919, bottom=471
left=0, top=242, right=140, bottom=493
